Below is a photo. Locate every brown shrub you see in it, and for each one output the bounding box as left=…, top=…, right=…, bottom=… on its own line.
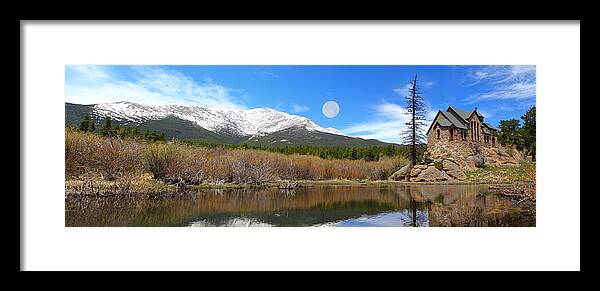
left=143, top=143, right=207, bottom=185
left=66, top=128, right=408, bottom=184
left=65, top=129, right=143, bottom=180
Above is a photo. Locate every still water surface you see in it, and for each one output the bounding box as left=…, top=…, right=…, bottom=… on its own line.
left=65, top=184, right=535, bottom=227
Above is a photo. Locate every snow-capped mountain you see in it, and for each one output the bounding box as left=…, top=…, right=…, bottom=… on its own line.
left=92, top=101, right=345, bottom=137
left=66, top=101, right=396, bottom=147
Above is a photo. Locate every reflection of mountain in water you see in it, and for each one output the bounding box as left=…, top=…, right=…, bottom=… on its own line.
left=189, top=217, right=273, bottom=227
left=333, top=210, right=429, bottom=227
left=188, top=209, right=429, bottom=227
left=65, top=184, right=533, bottom=227
left=185, top=200, right=419, bottom=227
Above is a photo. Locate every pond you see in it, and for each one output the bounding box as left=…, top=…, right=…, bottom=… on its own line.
left=65, top=184, right=535, bottom=227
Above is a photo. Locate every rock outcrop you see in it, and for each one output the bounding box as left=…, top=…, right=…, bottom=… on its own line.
left=413, top=166, right=453, bottom=182
left=388, top=159, right=467, bottom=182
left=479, top=146, right=521, bottom=167
left=409, top=168, right=422, bottom=177
left=426, top=143, right=524, bottom=171
left=442, top=159, right=466, bottom=180
left=389, top=163, right=412, bottom=181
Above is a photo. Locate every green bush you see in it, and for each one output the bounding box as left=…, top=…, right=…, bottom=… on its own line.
left=434, top=160, right=443, bottom=170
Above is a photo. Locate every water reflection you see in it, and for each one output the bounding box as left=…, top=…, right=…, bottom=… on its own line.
left=332, top=210, right=429, bottom=227
left=65, top=184, right=534, bottom=227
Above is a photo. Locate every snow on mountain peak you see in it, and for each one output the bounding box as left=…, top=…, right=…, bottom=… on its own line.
left=91, top=101, right=346, bottom=137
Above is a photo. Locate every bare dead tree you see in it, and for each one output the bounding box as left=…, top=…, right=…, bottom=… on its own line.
left=402, top=75, right=427, bottom=166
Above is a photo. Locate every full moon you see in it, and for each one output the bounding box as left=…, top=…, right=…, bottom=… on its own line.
left=322, top=100, right=340, bottom=118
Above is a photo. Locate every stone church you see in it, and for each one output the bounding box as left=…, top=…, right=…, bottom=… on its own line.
left=389, top=106, right=525, bottom=181
left=425, top=107, right=502, bottom=169
left=427, top=106, right=498, bottom=146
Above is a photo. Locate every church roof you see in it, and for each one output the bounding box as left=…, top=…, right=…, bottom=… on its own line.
left=437, top=118, right=452, bottom=127
left=427, top=106, right=492, bottom=135
left=482, top=126, right=492, bottom=135
left=440, top=111, right=467, bottom=130
left=482, top=123, right=497, bottom=132
left=448, top=106, right=484, bottom=121
left=448, top=106, right=472, bottom=120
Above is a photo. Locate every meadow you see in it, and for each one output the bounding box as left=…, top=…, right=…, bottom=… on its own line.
left=66, top=128, right=408, bottom=188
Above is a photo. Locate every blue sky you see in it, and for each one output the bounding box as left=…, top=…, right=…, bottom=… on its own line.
left=65, top=65, right=536, bottom=143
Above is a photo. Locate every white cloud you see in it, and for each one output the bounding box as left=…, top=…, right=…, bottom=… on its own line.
left=66, top=65, right=112, bottom=82
left=477, top=109, right=492, bottom=118
left=392, top=79, right=434, bottom=97
left=262, top=71, right=281, bottom=79
left=392, top=84, right=412, bottom=97
left=254, top=67, right=281, bottom=79
left=486, top=100, right=536, bottom=114
left=291, top=104, right=310, bottom=113
left=465, top=65, right=536, bottom=103
left=65, top=66, right=246, bottom=109
left=342, top=102, right=434, bottom=144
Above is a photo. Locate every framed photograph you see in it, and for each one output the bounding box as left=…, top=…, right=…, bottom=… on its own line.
left=22, top=21, right=580, bottom=270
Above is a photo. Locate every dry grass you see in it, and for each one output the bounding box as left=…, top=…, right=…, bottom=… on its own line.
left=65, top=173, right=177, bottom=196
left=465, top=162, right=536, bottom=183
left=66, top=129, right=408, bottom=186
left=523, top=161, right=536, bottom=182
left=66, top=129, right=144, bottom=180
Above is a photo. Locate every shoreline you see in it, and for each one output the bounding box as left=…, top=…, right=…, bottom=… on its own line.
left=64, top=178, right=536, bottom=212
left=65, top=177, right=534, bottom=194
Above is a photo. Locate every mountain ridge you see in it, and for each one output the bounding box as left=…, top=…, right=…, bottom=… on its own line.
left=65, top=101, right=399, bottom=148
left=92, top=101, right=345, bottom=136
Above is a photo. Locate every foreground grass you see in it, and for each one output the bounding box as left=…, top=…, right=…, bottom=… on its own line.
left=465, top=162, right=536, bottom=183
left=65, top=173, right=178, bottom=195
left=66, top=175, right=512, bottom=196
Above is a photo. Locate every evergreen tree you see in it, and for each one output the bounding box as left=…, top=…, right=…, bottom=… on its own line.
left=498, top=106, right=536, bottom=159
left=350, top=148, right=359, bottom=160
left=401, top=75, right=428, bottom=166
left=132, top=127, right=141, bottom=138
left=519, top=106, right=536, bottom=159
left=79, top=115, right=91, bottom=132
left=498, top=118, right=522, bottom=148
left=113, top=125, right=121, bottom=136
left=88, top=118, right=96, bottom=133
left=124, top=127, right=132, bottom=138
left=182, top=140, right=409, bottom=161
left=100, top=116, right=113, bottom=136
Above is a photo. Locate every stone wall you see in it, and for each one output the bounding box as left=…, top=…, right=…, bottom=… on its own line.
left=427, top=125, right=476, bottom=169
left=426, top=124, right=521, bottom=170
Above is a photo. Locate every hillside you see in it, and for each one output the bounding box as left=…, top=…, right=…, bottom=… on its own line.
left=65, top=102, right=399, bottom=148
